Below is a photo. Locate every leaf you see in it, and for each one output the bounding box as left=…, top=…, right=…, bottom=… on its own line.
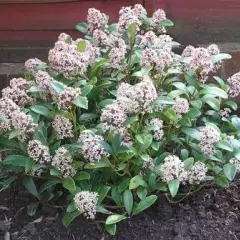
left=132, top=67, right=152, bottom=77
left=172, top=82, right=187, bottom=92
left=199, top=86, right=228, bottom=99
left=211, top=53, right=232, bottom=63
left=27, top=203, right=39, bottom=217
left=160, top=18, right=174, bottom=27
left=106, top=215, right=127, bottom=225
left=164, top=108, right=178, bottom=121
left=99, top=141, right=113, bottom=154
left=9, top=130, right=21, bottom=139
left=62, top=177, right=76, bottom=191
left=30, top=105, right=51, bottom=117
left=181, top=128, right=201, bottom=140
left=123, top=190, right=133, bottom=215
left=105, top=223, right=116, bottom=235
left=168, top=179, right=179, bottom=197
left=25, top=158, right=35, bottom=173
left=3, top=155, right=29, bottom=167
left=225, top=100, right=238, bottom=111
left=79, top=113, right=98, bottom=121
left=0, top=176, right=17, bottom=188
left=62, top=210, right=80, bottom=228
left=136, top=187, right=147, bottom=200
left=39, top=179, right=61, bottom=194
left=74, top=171, right=90, bottom=181
left=129, top=175, right=148, bottom=189
left=81, top=85, right=93, bottom=96
left=216, top=140, right=233, bottom=152
left=34, top=130, right=48, bottom=146
left=50, top=81, right=65, bottom=93
left=223, top=163, right=236, bottom=181
left=72, top=96, right=88, bottom=109
left=183, top=157, right=194, bottom=171
left=186, top=108, right=202, bottom=118
left=190, top=99, right=202, bottom=109
left=77, top=40, right=86, bottom=52
left=181, top=149, right=189, bottom=160
left=128, top=23, right=136, bottom=44
left=205, top=98, right=220, bottom=111
left=153, top=96, right=174, bottom=105
left=75, top=22, right=88, bottom=33
left=84, top=160, right=110, bottom=169
left=133, top=195, right=157, bottom=215
left=98, top=186, right=111, bottom=204
left=23, top=176, right=39, bottom=198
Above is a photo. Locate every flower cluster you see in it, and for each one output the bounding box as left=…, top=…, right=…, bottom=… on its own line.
left=79, top=132, right=109, bottom=162
left=152, top=9, right=166, bottom=29
left=188, top=162, right=208, bottom=184
left=87, top=8, right=108, bottom=33
left=149, top=118, right=164, bottom=140
left=227, top=72, right=240, bottom=97
left=199, top=126, right=221, bottom=155
left=141, top=156, right=154, bottom=175
left=27, top=140, right=51, bottom=164
left=48, top=33, right=100, bottom=79
left=57, top=86, right=81, bottom=109
left=51, top=147, right=76, bottom=178
left=25, top=58, right=46, bottom=75
left=230, top=158, right=240, bottom=171
left=161, top=155, right=188, bottom=183
left=52, top=115, right=73, bottom=140
left=74, top=191, right=99, bottom=219
left=173, top=98, right=189, bottom=116
left=220, top=108, right=232, bottom=118
left=182, top=44, right=221, bottom=83
left=2, top=77, right=35, bottom=107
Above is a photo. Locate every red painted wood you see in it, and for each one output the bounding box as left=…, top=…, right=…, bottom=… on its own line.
left=0, top=0, right=142, bottom=30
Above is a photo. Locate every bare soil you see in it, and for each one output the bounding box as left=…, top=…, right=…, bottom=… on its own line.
left=0, top=179, right=240, bottom=240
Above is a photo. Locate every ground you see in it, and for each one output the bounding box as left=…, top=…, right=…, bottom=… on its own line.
left=0, top=178, right=240, bottom=240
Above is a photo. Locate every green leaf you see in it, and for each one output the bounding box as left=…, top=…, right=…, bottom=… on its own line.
left=62, top=177, right=76, bottom=191
left=128, top=23, right=136, bottom=44
left=223, top=163, right=236, bottom=181
left=105, top=223, right=116, bottom=235
left=3, top=155, right=29, bottom=167
left=98, top=186, right=111, bottom=204
left=96, top=205, right=112, bottom=215
left=50, top=81, right=65, bottom=93
left=123, top=190, right=133, bottom=215
left=129, top=175, right=148, bottom=189
left=99, top=141, right=113, bottom=154
left=136, top=187, right=147, bottom=200
left=205, top=98, right=220, bottom=111
left=81, top=85, right=93, bottom=96
left=77, top=40, right=86, bottom=52
left=39, top=179, right=61, bottom=194
left=172, top=82, right=187, bottom=92
left=66, top=202, right=77, bottom=213
left=23, top=176, right=39, bottom=198
left=0, top=176, right=17, bottom=188
left=164, top=108, right=178, bottom=121
left=27, top=203, right=39, bottom=217
left=160, top=18, right=174, bottom=27
left=186, top=108, right=202, bottom=118
left=25, top=158, right=35, bottom=173
left=168, top=179, right=179, bottom=197
left=153, top=96, right=174, bottom=105
left=30, top=105, right=51, bottom=117
left=190, top=99, right=202, bottom=109
left=62, top=210, right=80, bottom=228
left=79, top=113, right=98, bottom=121
left=72, top=96, right=88, bottom=109
left=106, top=215, right=127, bottom=225
left=9, top=130, right=21, bottom=139
left=74, top=171, right=90, bottom=181
left=200, top=86, right=228, bottom=99
left=132, top=67, right=152, bottom=77
left=133, top=195, right=157, bottom=215
left=211, top=53, right=232, bottom=63
left=181, top=128, right=201, bottom=140
left=34, top=130, right=48, bottom=146
left=181, top=149, right=189, bottom=160
left=75, top=22, right=88, bottom=33
left=84, top=160, right=110, bottom=169
left=225, top=100, right=238, bottom=111
left=183, top=157, right=194, bottom=171
left=216, top=140, right=233, bottom=152
left=215, top=174, right=229, bottom=188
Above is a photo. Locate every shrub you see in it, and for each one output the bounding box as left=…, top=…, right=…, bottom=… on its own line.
left=0, top=4, right=240, bottom=235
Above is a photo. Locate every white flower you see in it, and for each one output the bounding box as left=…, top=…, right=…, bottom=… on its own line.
left=28, top=140, right=51, bottom=164
left=149, top=118, right=164, bottom=140
left=173, top=98, right=189, bottom=115
left=25, top=58, right=46, bottom=75
left=227, top=72, right=240, bottom=97
left=52, top=115, right=73, bottom=140
left=74, top=191, right=99, bottom=219
left=188, top=162, right=208, bottom=184
left=51, top=147, right=76, bottom=178
left=230, top=158, right=240, bottom=171
left=87, top=8, right=108, bottom=33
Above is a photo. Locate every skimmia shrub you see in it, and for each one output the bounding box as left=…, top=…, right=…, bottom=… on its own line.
left=0, top=4, right=240, bottom=235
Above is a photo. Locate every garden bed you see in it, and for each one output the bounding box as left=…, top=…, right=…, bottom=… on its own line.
left=0, top=179, right=240, bottom=240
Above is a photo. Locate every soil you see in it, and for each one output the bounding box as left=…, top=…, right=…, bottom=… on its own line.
left=0, top=179, right=240, bottom=240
